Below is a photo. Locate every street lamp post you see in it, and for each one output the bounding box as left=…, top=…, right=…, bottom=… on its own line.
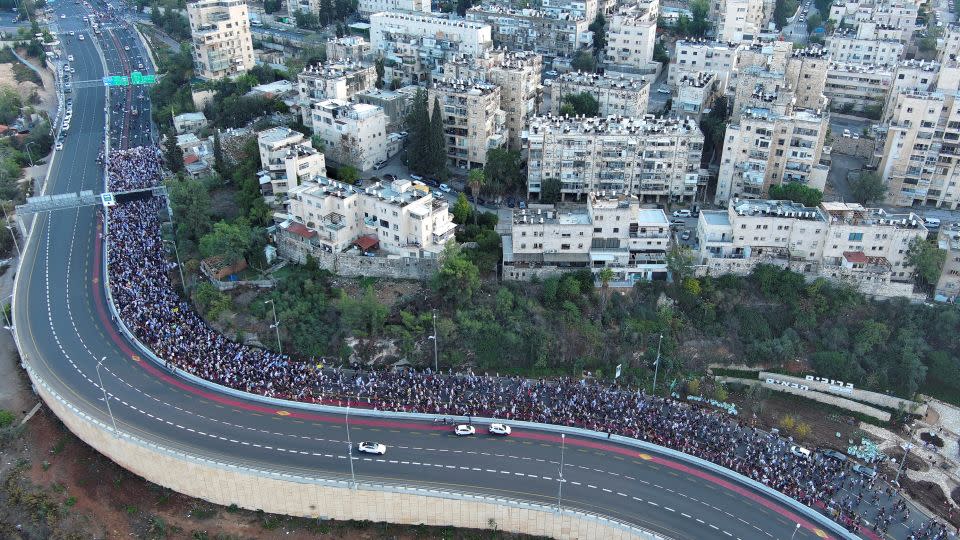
left=346, top=399, right=356, bottom=489
left=5, top=226, right=21, bottom=259
left=24, top=142, right=35, bottom=168
left=557, top=433, right=566, bottom=511
left=96, top=356, right=119, bottom=437
left=429, top=309, right=438, bottom=372
left=894, top=423, right=916, bottom=485
left=790, top=523, right=801, bottom=540
left=651, top=333, right=663, bottom=394
left=264, top=299, right=282, bottom=354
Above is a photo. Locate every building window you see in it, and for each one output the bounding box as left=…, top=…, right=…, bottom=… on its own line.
left=848, top=232, right=863, bottom=241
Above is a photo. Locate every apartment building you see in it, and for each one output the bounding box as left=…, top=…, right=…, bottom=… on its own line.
left=256, top=126, right=326, bottom=198
left=186, top=0, right=255, bottom=80
left=429, top=79, right=507, bottom=169
left=884, top=59, right=939, bottom=111
left=326, top=36, right=371, bottom=63
left=524, top=115, right=705, bottom=203
left=829, top=0, right=918, bottom=42
left=310, top=99, right=388, bottom=171
left=370, top=12, right=492, bottom=83
left=354, top=87, right=413, bottom=132
left=785, top=47, right=829, bottom=111
left=287, top=0, right=317, bottom=15
left=825, top=27, right=904, bottom=66
left=675, top=72, right=717, bottom=120
left=487, top=51, right=543, bottom=151
left=697, top=199, right=927, bottom=297
left=466, top=4, right=591, bottom=60
left=502, top=192, right=670, bottom=283
left=877, top=63, right=960, bottom=209
left=715, top=106, right=830, bottom=204
left=286, top=177, right=456, bottom=258
left=936, top=227, right=960, bottom=302
left=824, top=62, right=891, bottom=113
left=604, top=2, right=658, bottom=77
left=358, top=0, right=430, bottom=17
left=715, top=0, right=764, bottom=43
left=669, top=40, right=743, bottom=94
left=541, top=0, right=599, bottom=21
left=297, top=61, right=378, bottom=124
left=546, top=71, right=650, bottom=118
left=173, top=111, right=208, bottom=135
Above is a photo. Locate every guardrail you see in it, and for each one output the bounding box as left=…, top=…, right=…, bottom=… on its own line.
left=20, top=361, right=665, bottom=540
left=98, top=211, right=855, bottom=539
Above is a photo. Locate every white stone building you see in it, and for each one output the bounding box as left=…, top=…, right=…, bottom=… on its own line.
left=429, top=79, right=508, bottom=169
left=824, top=62, right=892, bottom=113
left=669, top=40, right=743, bottom=95
left=310, top=99, right=389, bottom=171
left=675, top=72, right=717, bottom=120
left=358, top=0, right=431, bottom=17
left=297, top=61, right=378, bottom=124
left=502, top=192, right=670, bottom=283
left=546, top=71, right=650, bottom=118
left=715, top=0, right=765, bottom=43
left=186, top=0, right=255, bottom=80
left=466, top=4, right=592, bottom=60
left=825, top=27, right=904, bottom=66
left=326, top=36, right=371, bottom=63
left=256, top=126, right=326, bottom=199
left=604, top=1, right=658, bottom=78
left=286, top=176, right=456, bottom=258
left=524, top=114, right=705, bottom=203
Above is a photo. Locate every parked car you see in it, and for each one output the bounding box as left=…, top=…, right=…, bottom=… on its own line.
left=439, top=183, right=451, bottom=193
left=55, top=142, right=63, bottom=151
left=518, top=201, right=527, bottom=209
left=680, top=230, right=691, bottom=241
left=424, top=178, right=439, bottom=188
left=789, top=445, right=811, bottom=459
left=852, top=463, right=877, bottom=478
left=375, top=160, right=386, bottom=169
left=410, top=174, right=423, bottom=181
left=488, top=423, right=512, bottom=436
left=672, top=209, right=692, bottom=218
left=656, top=87, right=671, bottom=94
left=383, top=173, right=397, bottom=182
left=821, top=449, right=848, bottom=463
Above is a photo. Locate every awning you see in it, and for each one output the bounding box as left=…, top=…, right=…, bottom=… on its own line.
left=354, top=234, right=379, bottom=251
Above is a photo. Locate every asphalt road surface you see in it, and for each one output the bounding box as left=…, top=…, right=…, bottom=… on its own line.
left=10, top=3, right=929, bottom=540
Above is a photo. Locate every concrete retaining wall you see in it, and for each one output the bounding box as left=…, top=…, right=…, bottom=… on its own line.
left=759, top=372, right=925, bottom=416
left=26, top=366, right=656, bottom=540
left=720, top=376, right=891, bottom=421
left=278, top=237, right=438, bottom=280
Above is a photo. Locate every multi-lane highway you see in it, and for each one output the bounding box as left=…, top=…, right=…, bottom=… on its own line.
left=8, top=3, right=915, bottom=540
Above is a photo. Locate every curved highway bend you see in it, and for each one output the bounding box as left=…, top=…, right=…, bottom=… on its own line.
left=15, top=4, right=864, bottom=540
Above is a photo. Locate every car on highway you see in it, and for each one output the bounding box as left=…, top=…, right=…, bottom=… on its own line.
left=68, top=55, right=74, bottom=61
left=672, top=209, right=692, bottom=218
left=821, top=449, right=848, bottom=462
left=789, top=445, right=811, bottom=459
left=852, top=463, right=877, bottom=478
left=454, top=424, right=476, bottom=436
left=55, top=142, right=63, bottom=151
left=357, top=441, right=386, bottom=455
left=439, top=183, right=451, bottom=193
left=78, top=34, right=84, bottom=40
left=488, top=423, right=511, bottom=436
left=61, top=13, right=66, bottom=18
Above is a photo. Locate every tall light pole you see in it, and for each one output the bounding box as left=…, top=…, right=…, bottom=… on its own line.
left=5, top=225, right=21, bottom=259
left=264, top=299, right=281, bottom=354
left=556, top=433, right=566, bottom=511
left=24, top=141, right=35, bottom=168
left=790, top=523, right=801, bottom=540
left=894, top=422, right=916, bottom=486
left=651, top=333, right=663, bottom=394
left=96, top=356, right=119, bottom=437
left=428, top=309, right=438, bottom=372
left=345, top=398, right=356, bottom=489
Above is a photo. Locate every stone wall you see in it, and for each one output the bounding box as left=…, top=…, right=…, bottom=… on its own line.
left=32, top=370, right=653, bottom=540
left=759, top=372, right=926, bottom=416
left=279, top=237, right=439, bottom=280
left=718, top=376, right=891, bottom=421
left=830, top=135, right=875, bottom=160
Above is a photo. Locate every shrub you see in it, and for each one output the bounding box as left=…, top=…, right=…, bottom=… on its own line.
left=0, top=409, right=15, bottom=428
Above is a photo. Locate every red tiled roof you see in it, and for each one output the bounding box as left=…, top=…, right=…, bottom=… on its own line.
left=354, top=234, right=379, bottom=251
left=842, top=251, right=868, bottom=264
left=286, top=222, right=317, bottom=239
left=183, top=154, right=200, bottom=164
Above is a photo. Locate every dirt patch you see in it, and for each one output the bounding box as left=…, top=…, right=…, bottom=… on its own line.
left=883, top=447, right=930, bottom=473
left=921, top=431, right=945, bottom=448
left=330, top=276, right=425, bottom=308
left=0, top=64, right=42, bottom=103
left=899, top=478, right=960, bottom=528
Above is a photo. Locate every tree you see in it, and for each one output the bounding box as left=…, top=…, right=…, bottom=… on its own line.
left=850, top=171, right=887, bottom=205
left=559, top=92, right=600, bottom=117
left=540, top=178, right=562, bottom=203
left=767, top=183, right=823, bottom=207
left=167, top=177, right=213, bottom=246
left=456, top=0, right=473, bottom=16
left=468, top=168, right=486, bottom=225
left=806, top=12, right=823, bottom=33
left=338, top=165, right=359, bottom=185
left=340, top=286, right=387, bottom=337
left=199, top=220, right=255, bottom=266
left=570, top=50, right=597, bottom=73
left=405, top=88, right=430, bottom=175
left=434, top=243, right=480, bottom=306
left=484, top=148, right=523, bottom=195
left=699, top=96, right=729, bottom=166
left=653, top=41, right=669, bottom=64
left=150, top=4, right=162, bottom=25
left=666, top=245, right=695, bottom=288
left=374, top=56, right=385, bottom=89
left=164, top=131, right=183, bottom=173
left=599, top=267, right=614, bottom=312
left=294, top=11, right=320, bottom=30
left=213, top=130, right=224, bottom=173
left=452, top=193, right=471, bottom=224
left=689, top=0, right=710, bottom=36
left=0, top=87, right=21, bottom=125
left=906, top=237, right=946, bottom=287
left=428, top=97, right=448, bottom=177
left=589, top=13, right=607, bottom=52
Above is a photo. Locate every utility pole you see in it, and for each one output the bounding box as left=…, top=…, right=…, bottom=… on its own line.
left=651, top=333, right=663, bottom=394
left=264, top=299, right=282, bottom=354
left=557, top=433, right=566, bottom=511
left=894, top=422, right=916, bottom=486
left=346, top=399, right=356, bottom=489
left=430, top=309, right=438, bottom=372
left=96, top=356, right=119, bottom=437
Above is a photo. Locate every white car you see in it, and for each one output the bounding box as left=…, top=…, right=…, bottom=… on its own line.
left=357, top=441, right=386, bottom=455
left=78, top=34, right=84, bottom=41
left=656, top=87, right=671, bottom=94
left=672, top=209, right=692, bottom=218
left=69, top=31, right=75, bottom=36
left=439, top=183, right=451, bottom=193
left=55, top=142, right=64, bottom=150
left=454, top=424, right=476, bottom=436
left=124, top=45, right=130, bottom=51
left=61, top=122, right=70, bottom=131
left=790, top=445, right=811, bottom=459
left=410, top=174, right=423, bottom=181
left=68, top=55, right=74, bottom=61
left=488, top=423, right=511, bottom=436
left=61, top=13, right=66, bottom=18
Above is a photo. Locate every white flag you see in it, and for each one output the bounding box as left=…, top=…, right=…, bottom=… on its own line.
left=615, top=364, right=622, bottom=379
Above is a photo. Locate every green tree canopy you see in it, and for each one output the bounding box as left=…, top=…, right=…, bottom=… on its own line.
left=484, top=148, right=523, bottom=194
left=850, top=171, right=888, bottom=205
left=199, top=219, right=255, bottom=266
left=559, top=92, right=600, bottom=117
left=767, top=183, right=823, bottom=207
left=434, top=243, right=480, bottom=306
left=540, top=178, right=562, bottom=203
left=906, top=237, right=946, bottom=287
left=571, top=50, right=597, bottom=73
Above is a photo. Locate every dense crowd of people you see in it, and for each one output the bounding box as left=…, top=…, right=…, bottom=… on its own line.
left=105, top=146, right=163, bottom=191
left=103, top=149, right=951, bottom=540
